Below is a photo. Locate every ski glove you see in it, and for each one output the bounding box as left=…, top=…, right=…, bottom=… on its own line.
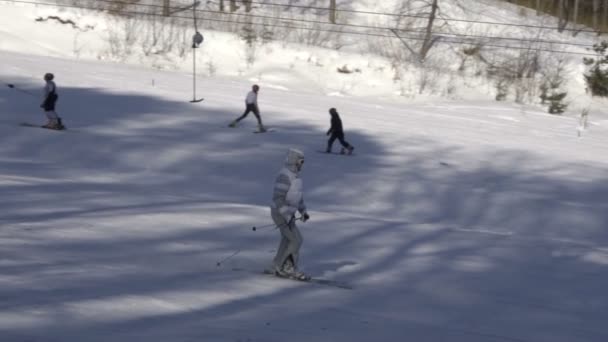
left=302, top=212, right=310, bottom=222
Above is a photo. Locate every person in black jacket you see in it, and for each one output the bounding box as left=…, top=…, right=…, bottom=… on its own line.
left=326, top=107, right=354, bottom=154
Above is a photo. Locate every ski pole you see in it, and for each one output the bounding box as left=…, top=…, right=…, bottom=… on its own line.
left=6, top=83, right=37, bottom=97
left=217, top=216, right=303, bottom=267
left=215, top=249, right=241, bottom=267
left=252, top=222, right=277, bottom=231
left=252, top=216, right=303, bottom=231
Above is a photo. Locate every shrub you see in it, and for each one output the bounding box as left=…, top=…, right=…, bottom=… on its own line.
left=583, top=41, right=608, bottom=97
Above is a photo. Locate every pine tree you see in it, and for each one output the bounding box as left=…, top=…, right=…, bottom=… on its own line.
left=583, top=41, right=608, bottom=97
left=540, top=58, right=568, bottom=114
left=547, top=90, right=568, bottom=114
left=546, top=78, right=568, bottom=115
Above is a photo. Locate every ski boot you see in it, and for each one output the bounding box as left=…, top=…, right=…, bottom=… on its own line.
left=291, top=270, right=311, bottom=281
left=280, top=258, right=310, bottom=280
left=341, top=146, right=354, bottom=155
left=278, top=258, right=295, bottom=276
left=56, top=117, right=65, bottom=130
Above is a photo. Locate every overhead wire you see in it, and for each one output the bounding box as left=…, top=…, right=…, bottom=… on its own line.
left=25, top=0, right=599, bottom=48
left=192, top=4, right=598, bottom=49
left=206, top=0, right=608, bottom=34
left=4, top=0, right=601, bottom=56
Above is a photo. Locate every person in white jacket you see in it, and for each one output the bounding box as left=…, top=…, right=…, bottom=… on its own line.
left=270, top=148, right=310, bottom=279
left=229, top=84, right=266, bottom=132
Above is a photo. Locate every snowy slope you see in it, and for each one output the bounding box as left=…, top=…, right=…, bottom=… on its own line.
left=1, top=1, right=608, bottom=342
left=2, top=49, right=608, bottom=341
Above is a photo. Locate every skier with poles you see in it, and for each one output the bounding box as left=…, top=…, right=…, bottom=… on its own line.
left=41, top=73, right=64, bottom=130
left=326, top=107, right=353, bottom=154
left=228, top=84, right=266, bottom=132
left=269, top=148, right=310, bottom=280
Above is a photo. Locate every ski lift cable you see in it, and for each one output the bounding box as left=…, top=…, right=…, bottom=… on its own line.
left=9, top=0, right=598, bottom=50
left=6, top=0, right=600, bottom=56
left=206, top=0, right=608, bottom=34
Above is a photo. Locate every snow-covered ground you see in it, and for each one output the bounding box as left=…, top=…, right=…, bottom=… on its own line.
left=1, top=0, right=605, bottom=111
left=2, top=1, right=608, bottom=341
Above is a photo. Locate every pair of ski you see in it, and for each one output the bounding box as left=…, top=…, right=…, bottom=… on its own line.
left=316, top=150, right=355, bottom=156
left=227, top=123, right=275, bottom=133
left=20, top=122, right=67, bottom=131
left=253, top=128, right=275, bottom=134
left=233, top=268, right=352, bottom=290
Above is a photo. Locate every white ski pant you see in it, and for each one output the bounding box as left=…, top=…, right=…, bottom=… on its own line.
left=271, top=207, right=302, bottom=270
left=45, top=111, right=59, bottom=125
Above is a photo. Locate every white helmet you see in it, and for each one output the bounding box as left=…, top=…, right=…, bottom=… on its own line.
left=284, top=148, right=304, bottom=171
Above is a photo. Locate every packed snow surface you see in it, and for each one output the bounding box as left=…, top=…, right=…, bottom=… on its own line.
left=1, top=1, right=608, bottom=341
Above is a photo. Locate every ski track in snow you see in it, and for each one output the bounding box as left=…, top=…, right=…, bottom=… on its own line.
left=1, top=50, right=607, bottom=342
left=1, top=1, right=608, bottom=340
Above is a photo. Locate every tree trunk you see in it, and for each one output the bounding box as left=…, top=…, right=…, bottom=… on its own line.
left=329, top=0, right=337, bottom=24
left=243, top=0, right=252, bottom=12
left=219, top=0, right=224, bottom=12
left=604, top=0, right=608, bottom=29
left=593, top=0, right=600, bottom=29
left=536, top=0, right=541, bottom=16
left=557, top=0, right=567, bottom=32
left=163, top=0, right=170, bottom=16
left=419, top=0, right=439, bottom=61
left=230, top=0, right=238, bottom=12
left=573, top=0, right=578, bottom=24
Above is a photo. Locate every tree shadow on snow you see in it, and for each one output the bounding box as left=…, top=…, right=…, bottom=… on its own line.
left=1, top=74, right=608, bottom=342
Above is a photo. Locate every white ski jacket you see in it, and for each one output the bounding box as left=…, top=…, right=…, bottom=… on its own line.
left=245, top=90, right=258, bottom=105
left=272, top=149, right=307, bottom=220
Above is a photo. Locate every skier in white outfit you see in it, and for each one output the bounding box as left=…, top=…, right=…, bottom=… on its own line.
left=229, top=84, right=266, bottom=132
left=270, top=148, right=310, bottom=279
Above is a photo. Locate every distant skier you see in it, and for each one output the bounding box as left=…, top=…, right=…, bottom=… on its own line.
left=269, top=148, right=310, bottom=280
left=229, top=84, right=266, bottom=132
left=41, top=73, right=64, bottom=130
left=326, top=108, right=353, bottom=154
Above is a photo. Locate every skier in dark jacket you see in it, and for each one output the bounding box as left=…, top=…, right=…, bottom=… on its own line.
left=326, top=108, right=354, bottom=154
left=41, top=73, right=64, bottom=130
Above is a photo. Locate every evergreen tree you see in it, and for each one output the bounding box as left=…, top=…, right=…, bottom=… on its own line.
left=547, top=90, right=568, bottom=114
left=540, top=77, right=568, bottom=114
left=540, top=58, right=568, bottom=114
left=583, top=41, right=608, bottom=97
